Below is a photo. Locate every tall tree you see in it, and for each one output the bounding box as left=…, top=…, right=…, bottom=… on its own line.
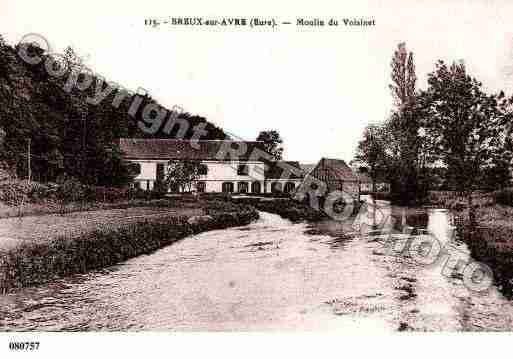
left=423, top=60, right=512, bottom=222
left=256, top=130, right=284, bottom=160
left=388, top=42, right=425, bottom=203
left=390, top=42, right=416, bottom=108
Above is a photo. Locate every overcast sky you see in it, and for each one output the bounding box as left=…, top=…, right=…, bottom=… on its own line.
left=2, top=0, right=513, bottom=163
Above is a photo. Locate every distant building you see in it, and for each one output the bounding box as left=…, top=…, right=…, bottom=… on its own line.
left=357, top=172, right=373, bottom=192
left=295, top=158, right=360, bottom=200
left=356, top=172, right=390, bottom=193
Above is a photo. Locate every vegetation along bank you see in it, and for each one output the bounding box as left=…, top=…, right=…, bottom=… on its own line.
left=0, top=199, right=258, bottom=292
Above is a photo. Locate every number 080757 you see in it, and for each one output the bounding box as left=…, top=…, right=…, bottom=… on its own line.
left=9, top=342, right=40, bottom=351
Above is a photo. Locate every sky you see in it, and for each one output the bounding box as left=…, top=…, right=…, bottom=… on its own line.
left=2, top=0, right=513, bottom=163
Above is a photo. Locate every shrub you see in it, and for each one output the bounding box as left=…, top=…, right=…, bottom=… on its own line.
left=0, top=181, right=29, bottom=205
left=95, top=186, right=129, bottom=202
left=204, top=199, right=241, bottom=214
left=55, top=177, right=91, bottom=204
left=494, top=188, right=513, bottom=207
left=462, top=223, right=513, bottom=298
left=28, top=182, right=56, bottom=201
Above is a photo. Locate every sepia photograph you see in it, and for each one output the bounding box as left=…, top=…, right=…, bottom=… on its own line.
left=1, top=0, right=513, bottom=356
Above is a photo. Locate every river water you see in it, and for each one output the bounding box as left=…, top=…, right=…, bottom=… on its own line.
left=1, top=201, right=513, bottom=331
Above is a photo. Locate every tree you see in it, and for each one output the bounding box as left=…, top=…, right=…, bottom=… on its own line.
left=390, top=42, right=416, bottom=108
left=256, top=130, right=283, bottom=160
left=165, top=160, right=204, bottom=192
left=423, top=60, right=513, bottom=222
left=354, top=124, right=390, bottom=194
left=0, top=36, right=229, bottom=187
left=387, top=42, right=426, bottom=203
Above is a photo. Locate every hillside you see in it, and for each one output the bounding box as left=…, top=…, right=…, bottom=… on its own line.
left=0, top=35, right=227, bottom=186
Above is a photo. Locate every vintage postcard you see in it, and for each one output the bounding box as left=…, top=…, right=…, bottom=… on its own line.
left=0, top=0, right=512, bottom=357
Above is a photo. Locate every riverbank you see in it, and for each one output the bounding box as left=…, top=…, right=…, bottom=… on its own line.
left=231, top=196, right=363, bottom=223
left=251, top=198, right=327, bottom=222
left=0, top=199, right=258, bottom=292
left=456, top=205, right=513, bottom=298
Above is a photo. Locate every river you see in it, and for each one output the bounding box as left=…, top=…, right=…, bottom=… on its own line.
left=1, top=200, right=513, bottom=331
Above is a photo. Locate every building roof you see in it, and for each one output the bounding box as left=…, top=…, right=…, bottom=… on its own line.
left=265, top=161, right=304, bottom=179
left=309, top=158, right=359, bottom=182
left=119, top=138, right=266, bottom=161
left=299, top=163, right=316, bottom=176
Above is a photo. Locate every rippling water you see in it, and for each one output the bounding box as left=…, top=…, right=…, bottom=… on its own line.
left=1, top=202, right=513, bottom=331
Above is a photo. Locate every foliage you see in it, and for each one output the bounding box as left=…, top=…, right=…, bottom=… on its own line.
left=389, top=42, right=416, bottom=107
left=387, top=42, right=430, bottom=203
left=494, top=188, right=513, bottom=207
left=421, top=60, right=512, bottom=217
left=256, top=130, right=284, bottom=160
left=354, top=124, right=390, bottom=191
left=0, top=181, right=29, bottom=205
left=0, top=37, right=228, bottom=187
left=355, top=43, right=428, bottom=205
left=55, top=177, right=90, bottom=203
left=165, top=160, right=203, bottom=192
left=355, top=43, right=513, bottom=208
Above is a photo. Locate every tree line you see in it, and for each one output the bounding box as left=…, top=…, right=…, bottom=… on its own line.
left=354, top=43, right=513, bottom=212
left=0, top=35, right=228, bottom=187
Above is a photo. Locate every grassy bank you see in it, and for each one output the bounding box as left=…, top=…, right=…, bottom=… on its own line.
left=231, top=196, right=363, bottom=223
left=0, top=200, right=258, bottom=292
left=457, top=205, right=513, bottom=298
left=424, top=190, right=495, bottom=210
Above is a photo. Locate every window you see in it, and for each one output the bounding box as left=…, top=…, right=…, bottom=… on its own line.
left=271, top=182, right=282, bottom=193
left=198, top=164, right=208, bottom=175
left=222, top=182, right=234, bottom=193
left=251, top=181, right=261, bottom=194
left=237, top=164, right=249, bottom=176
left=238, top=182, right=248, bottom=193
left=196, top=181, right=206, bottom=193
left=284, top=182, right=296, bottom=194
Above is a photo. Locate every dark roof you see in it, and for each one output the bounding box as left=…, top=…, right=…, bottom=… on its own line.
left=119, top=138, right=266, bottom=161
left=265, top=161, right=304, bottom=179
left=309, top=158, right=359, bottom=182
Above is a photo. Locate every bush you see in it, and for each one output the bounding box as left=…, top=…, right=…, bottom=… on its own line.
left=204, top=199, right=242, bottom=214
left=0, top=181, right=29, bottom=205
left=56, top=177, right=89, bottom=203
left=494, top=188, right=513, bottom=207
left=95, top=186, right=129, bottom=202
left=129, top=187, right=166, bottom=201
left=28, top=182, right=58, bottom=201
left=0, top=180, right=58, bottom=205
left=462, top=223, right=513, bottom=298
